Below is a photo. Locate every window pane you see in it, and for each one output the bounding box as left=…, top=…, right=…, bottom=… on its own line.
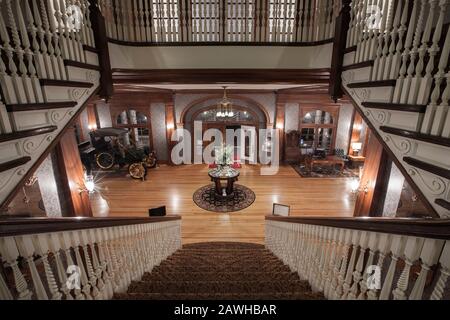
left=317, top=128, right=333, bottom=153
left=302, top=110, right=334, bottom=125
left=300, top=128, right=315, bottom=147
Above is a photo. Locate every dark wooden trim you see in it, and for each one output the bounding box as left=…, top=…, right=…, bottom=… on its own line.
left=362, top=102, right=427, bottom=113
left=380, top=126, right=450, bottom=147
left=112, top=68, right=331, bottom=84
left=6, top=101, right=77, bottom=112
left=0, top=88, right=100, bottom=211
left=342, top=86, right=439, bottom=217
left=39, top=79, right=94, bottom=88
left=403, top=157, right=450, bottom=180
left=83, top=45, right=99, bottom=53
left=89, top=0, right=114, bottom=100
left=266, top=216, right=450, bottom=240
left=5, top=101, right=77, bottom=112
left=0, top=126, right=57, bottom=143
left=435, top=199, right=450, bottom=211
left=107, top=38, right=334, bottom=47
left=64, top=60, right=102, bottom=71
left=347, top=80, right=397, bottom=88
left=329, top=0, right=351, bottom=101
left=0, top=216, right=181, bottom=237
left=342, top=60, right=374, bottom=71
left=0, top=157, right=31, bottom=173
left=344, top=45, right=357, bottom=54
left=369, top=148, right=392, bottom=217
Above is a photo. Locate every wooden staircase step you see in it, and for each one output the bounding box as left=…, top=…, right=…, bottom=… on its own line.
left=342, top=60, right=374, bottom=71
left=64, top=60, right=101, bottom=71
left=114, top=292, right=324, bottom=300
left=5, top=101, right=77, bottom=112
left=344, top=45, right=357, bottom=53
left=127, top=280, right=311, bottom=294
left=0, top=157, right=31, bottom=173
left=347, top=79, right=396, bottom=88
left=0, top=126, right=57, bottom=143
left=39, top=79, right=94, bottom=88
left=403, top=157, right=450, bottom=180
left=83, top=45, right=99, bottom=53
left=362, top=102, right=427, bottom=113
left=380, top=126, right=450, bottom=148
left=435, top=199, right=450, bottom=211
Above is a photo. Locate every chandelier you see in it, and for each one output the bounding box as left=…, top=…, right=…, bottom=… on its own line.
left=216, top=86, right=234, bottom=118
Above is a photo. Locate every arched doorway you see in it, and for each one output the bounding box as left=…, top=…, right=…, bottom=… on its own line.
left=181, top=96, right=270, bottom=164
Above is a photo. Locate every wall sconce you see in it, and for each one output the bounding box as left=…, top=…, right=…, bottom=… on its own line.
left=167, top=123, right=175, bottom=130
left=88, top=124, right=98, bottom=131
left=351, top=142, right=362, bottom=156
left=79, top=175, right=95, bottom=194
left=354, top=124, right=363, bottom=132
left=276, top=123, right=284, bottom=130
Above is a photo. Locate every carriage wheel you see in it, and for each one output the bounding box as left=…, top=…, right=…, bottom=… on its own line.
left=96, top=152, right=114, bottom=170
left=128, top=162, right=147, bottom=180
left=144, top=155, right=157, bottom=169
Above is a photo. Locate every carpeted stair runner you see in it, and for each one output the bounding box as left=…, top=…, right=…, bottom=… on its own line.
left=115, top=242, right=324, bottom=300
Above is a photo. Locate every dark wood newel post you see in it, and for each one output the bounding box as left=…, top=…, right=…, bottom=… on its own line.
left=89, top=0, right=114, bottom=101
left=329, top=0, right=352, bottom=102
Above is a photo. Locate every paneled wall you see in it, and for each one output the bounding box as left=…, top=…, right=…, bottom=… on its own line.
left=335, top=103, right=353, bottom=154
left=151, top=103, right=169, bottom=161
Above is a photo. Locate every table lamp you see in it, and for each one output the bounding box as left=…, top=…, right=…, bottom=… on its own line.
left=352, top=142, right=362, bottom=156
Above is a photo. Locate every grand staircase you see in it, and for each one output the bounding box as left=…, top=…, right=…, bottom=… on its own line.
left=0, top=0, right=101, bottom=208
left=340, top=0, right=450, bottom=217
left=114, top=242, right=324, bottom=300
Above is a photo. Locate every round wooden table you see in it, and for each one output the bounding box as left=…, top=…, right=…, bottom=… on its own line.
left=208, top=167, right=240, bottom=196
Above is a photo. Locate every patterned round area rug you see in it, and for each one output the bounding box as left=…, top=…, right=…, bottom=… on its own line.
left=193, top=184, right=256, bottom=213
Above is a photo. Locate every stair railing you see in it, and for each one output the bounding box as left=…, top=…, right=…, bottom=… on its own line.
left=343, top=0, right=450, bottom=136
left=0, top=216, right=182, bottom=300
left=266, top=215, right=450, bottom=300
left=0, top=0, right=97, bottom=107
left=100, top=0, right=341, bottom=44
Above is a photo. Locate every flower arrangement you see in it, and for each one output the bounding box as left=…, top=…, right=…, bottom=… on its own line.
left=215, top=144, right=234, bottom=167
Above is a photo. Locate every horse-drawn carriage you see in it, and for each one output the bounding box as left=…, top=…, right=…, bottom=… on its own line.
left=88, top=127, right=157, bottom=180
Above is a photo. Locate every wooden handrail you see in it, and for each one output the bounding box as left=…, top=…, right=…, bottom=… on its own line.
left=266, top=216, right=450, bottom=240
left=0, top=216, right=181, bottom=237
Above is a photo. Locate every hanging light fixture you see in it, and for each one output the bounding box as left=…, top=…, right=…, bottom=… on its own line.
left=216, top=86, right=233, bottom=118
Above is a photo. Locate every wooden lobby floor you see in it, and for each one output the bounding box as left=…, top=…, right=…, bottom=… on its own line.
left=90, top=164, right=355, bottom=244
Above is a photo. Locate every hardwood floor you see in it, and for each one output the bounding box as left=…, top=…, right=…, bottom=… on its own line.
left=90, top=164, right=356, bottom=244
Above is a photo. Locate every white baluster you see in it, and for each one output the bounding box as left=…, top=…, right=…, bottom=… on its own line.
left=382, top=0, right=403, bottom=80
left=400, top=0, right=427, bottom=103
left=393, top=0, right=419, bottom=103
left=409, top=238, right=445, bottom=300
left=389, top=0, right=409, bottom=79
left=0, top=237, right=32, bottom=299
left=48, top=233, right=73, bottom=299
left=392, top=237, right=425, bottom=300
left=0, top=267, right=13, bottom=300
left=88, top=229, right=106, bottom=299
left=15, top=236, right=49, bottom=299
left=358, top=232, right=379, bottom=300
left=16, top=0, right=41, bottom=102
left=430, top=240, right=450, bottom=300
left=348, top=231, right=369, bottom=299
left=379, top=235, right=407, bottom=299
left=341, top=230, right=360, bottom=299
left=422, top=25, right=450, bottom=135
left=367, top=233, right=391, bottom=300
left=69, top=231, right=93, bottom=299
left=335, top=229, right=352, bottom=299
left=33, top=234, right=62, bottom=300
left=80, top=230, right=100, bottom=299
